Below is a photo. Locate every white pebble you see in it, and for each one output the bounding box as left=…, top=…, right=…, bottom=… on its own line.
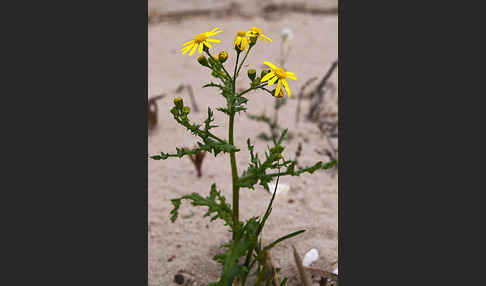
left=268, top=183, right=290, bottom=195
left=302, top=248, right=319, bottom=267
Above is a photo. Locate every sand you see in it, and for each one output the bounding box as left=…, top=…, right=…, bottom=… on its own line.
left=148, top=3, right=338, bottom=285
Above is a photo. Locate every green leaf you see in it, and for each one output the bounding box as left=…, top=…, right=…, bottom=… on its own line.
left=168, top=184, right=233, bottom=226
left=263, top=230, right=306, bottom=252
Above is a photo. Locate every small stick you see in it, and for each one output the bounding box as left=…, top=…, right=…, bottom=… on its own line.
left=186, top=85, right=199, bottom=113
left=295, top=77, right=317, bottom=124
left=291, top=244, right=312, bottom=286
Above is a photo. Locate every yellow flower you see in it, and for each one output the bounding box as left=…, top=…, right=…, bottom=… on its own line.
left=260, top=61, right=297, bottom=97
left=234, top=31, right=249, bottom=52
left=248, top=27, right=272, bottom=44
left=180, top=28, right=222, bottom=56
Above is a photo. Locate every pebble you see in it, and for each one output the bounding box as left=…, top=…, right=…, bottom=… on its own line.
left=268, top=183, right=290, bottom=195
left=302, top=248, right=319, bottom=267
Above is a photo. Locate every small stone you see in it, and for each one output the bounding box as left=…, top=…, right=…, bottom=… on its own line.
left=174, top=273, right=184, bottom=285
left=302, top=248, right=319, bottom=267
left=268, top=183, right=290, bottom=195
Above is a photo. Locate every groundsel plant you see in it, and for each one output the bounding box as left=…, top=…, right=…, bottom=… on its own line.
left=151, top=26, right=337, bottom=286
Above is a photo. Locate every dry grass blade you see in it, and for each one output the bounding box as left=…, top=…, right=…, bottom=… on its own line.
left=291, top=244, right=312, bottom=286
left=148, top=94, right=165, bottom=130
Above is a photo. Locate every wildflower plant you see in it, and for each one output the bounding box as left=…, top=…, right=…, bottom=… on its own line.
left=151, top=27, right=337, bottom=285
left=247, top=29, right=295, bottom=142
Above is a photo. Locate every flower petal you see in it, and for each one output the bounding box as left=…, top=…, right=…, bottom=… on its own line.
left=275, top=80, right=282, bottom=96
left=264, top=61, right=277, bottom=70
left=181, top=43, right=194, bottom=54
left=286, top=72, right=297, bottom=80
left=261, top=71, right=275, bottom=82
left=182, top=40, right=194, bottom=47
left=188, top=43, right=198, bottom=56
left=204, top=41, right=212, bottom=49
left=198, top=42, right=204, bottom=54
left=282, top=79, right=291, bottom=97
left=261, top=34, right=273, bottom=43
left=268, top=75, right=279, bottom=85
left=206, top=38, right=220, bottom=43
left=208, top=30, right=223, bottom=36
left=209, top=27, right=220, bottom=33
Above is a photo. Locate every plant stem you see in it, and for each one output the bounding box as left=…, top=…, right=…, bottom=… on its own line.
left=230, top=50, right=241, bottom=240
left=229, top=112, right=239, bottom=240
left=238, top=83, right=268, bottom=97
left=236, top=45, right=252, bottom=78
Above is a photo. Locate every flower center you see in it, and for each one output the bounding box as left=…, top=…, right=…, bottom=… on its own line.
left=237, top=31, right=246, bottom=37
left=194, top=33, right=207, bottom=43
left=251, top=27, right=262, bottom=36
left=275, top=67, right=287, bottom=78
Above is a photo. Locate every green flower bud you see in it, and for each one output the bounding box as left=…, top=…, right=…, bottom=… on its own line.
left=271, top=145, right=285, bottom=154
left=170, top=107, right=179, bottom=116
left=197, top=55, right=209, bottom=67
left=248, top=69, right=256, bottom=81
left=218, top=51, right=228, bottom=63
left=173, top=97, right=184, bottom=109
left=261, top=69, right=271, bottom=78
left=183, top=106, right=191, bottom=114
left=251, top=77, right=261, bottom=87
left=249, top=36, right=257, bottom=46
left=211, top=71, right=219, bottom=78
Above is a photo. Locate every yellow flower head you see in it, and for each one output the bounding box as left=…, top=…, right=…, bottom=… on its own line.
left=234, top=31, right=249, bottom=52
left=260, top=61, right=297, bottom=97
left=180, top=28, right=222, bottom=56
left=248, top=27, right=272, bottom=44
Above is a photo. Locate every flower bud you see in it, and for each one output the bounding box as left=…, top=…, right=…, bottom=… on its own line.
left=248, top=69, right=256, bottom=81
left=170, top=107, right=179, bottom=116
left=197, top=55, right=209, bottom=67
left=211, top=71, right=219, bottom=78
left=249, top=36, right=257, bottom=46
left=218, top=51, right=228, bottom=63
left=271, top=145, right=285, bottom=154
left=261, top=69, right=271, bottom=78
left=173, top=97, right=184, bottom=109
left=183, top=106, right=191, bottom=114
left=251, top=77, right=261, bottom=87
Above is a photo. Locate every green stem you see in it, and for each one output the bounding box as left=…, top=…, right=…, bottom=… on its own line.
left=238, top=83, right=268, bottom=97
left=229, top=112, right=239, bottom=240
left=230, top=50, right=241, bottom=241
left=234, top=51, right=240, bottom=94
left=236, top=45, right=252, bottom=78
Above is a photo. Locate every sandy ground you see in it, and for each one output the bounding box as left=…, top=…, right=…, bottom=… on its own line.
left=148, top=5, right=338, bottom=285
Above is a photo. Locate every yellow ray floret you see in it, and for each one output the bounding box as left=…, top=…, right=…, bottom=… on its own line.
left=234, top=31, right=249, bottom=52
left=260, top=61, right=297, bottom=97
left=248, top=27, right=272, bottom=44
left=180, top=28, right=222, bottom=56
